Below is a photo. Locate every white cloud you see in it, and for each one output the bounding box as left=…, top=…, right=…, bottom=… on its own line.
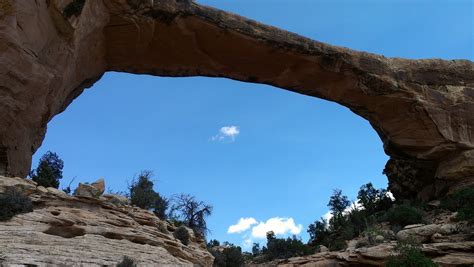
left=228, top=217, right=258, bottom=234
left=322, top=210, right=332, bottom=222
left=228, top=217, right=303, bottom=250
left=251, top=217, right=303, bottom=239
left=243, top=238, right=254, bottom=250
left=321, top=201, right=362, bottom=222
left=212, top=126, right=240, bottom=142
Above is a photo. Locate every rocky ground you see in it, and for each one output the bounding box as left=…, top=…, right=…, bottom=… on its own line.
left=261, top=213, right=474, bottom=266
left=0, top=176, right=214, bottom=266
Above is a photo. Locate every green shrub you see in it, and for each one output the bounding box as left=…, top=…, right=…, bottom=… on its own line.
left=386, top=240, right=437, bottom=267
left=174, top=226, right=190, bottom=245
left=358, top=183, right=393, bottom=214
left=0, top=187, right=33, bottom=221
left=222, top=245, right=245, bottom=266
left=386, top=204, right=423, bottom=227
left=116, top=256, right=137, bottom=267
left=129, top=170, right=168, bottom=219
left=441, top=186, right=474, bottom=222
left=30, top=151, right=64, bottom=189
left=264, top=231, right=314, bottom=260
left=207, top=239, right=220, bottom=248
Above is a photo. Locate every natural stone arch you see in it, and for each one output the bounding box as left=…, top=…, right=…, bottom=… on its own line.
left=0, top=0, right=473, bottom=199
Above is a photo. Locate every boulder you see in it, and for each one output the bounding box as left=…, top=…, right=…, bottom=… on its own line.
left=397, top=224, right=441, bottom=243
left=46, top=187, right=68, bottom=197
left=90, top=178, right=105, bottom=195
left=375, top=235, right=385, bottom=243
left=439, top=224, right=460, bottom=235
left=318, top=245, right=329, bottom=253
left=75, top=183, right=101, bottom=198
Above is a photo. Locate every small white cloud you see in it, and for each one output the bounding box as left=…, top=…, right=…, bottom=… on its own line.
left=228, top=217, right=258, bottom=234
left=212, top=126, right=240, bottom=142
left=251, top=217, right=302, bottom=239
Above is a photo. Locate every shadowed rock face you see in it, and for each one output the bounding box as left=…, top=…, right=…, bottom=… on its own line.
left=0, top=0, right=473, bottom=199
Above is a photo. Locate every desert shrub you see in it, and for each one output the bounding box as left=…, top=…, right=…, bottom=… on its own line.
left=30, top=151, right=64, bottom=189
left=386, top=239, right=437, bottom=267
left=174, top=226, right=190, bottom=245
left=208, top=242, right=245, bottom=267
left=441, top=186, right=474, bottom=222
left=209, top=248, right=226, bottom=266
left=116, top=256, right=137, bottom=267
left=0, top=187, right=33, bottom=221
left=153, top=195, right=169, bottom=220
left=362, top=226, right=385, bottom=246
left=386, top=204, right=423, bottom=227
left=207, top=239, right=220, bottom=248
left=307, top=219, right=329, bottom=245
left=264, top=231, right=314, bottom=260
left=328, top=189, right=350, bottom=215
left=251, top=243, right=261, bottom=256
left=308, top=185, right=395, bottom=252
left=221, top=245, right=245, bottom=267
left=358, top=183, right=393, bottom=214
left=129, top=170, right=168, bottom=219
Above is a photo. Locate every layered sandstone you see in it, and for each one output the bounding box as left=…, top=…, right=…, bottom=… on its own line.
left=0, top=176, right=214, bottom=266
left=0, top=0, right=473, bottom=199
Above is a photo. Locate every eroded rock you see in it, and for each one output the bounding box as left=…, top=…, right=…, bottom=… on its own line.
left=0, top=176, right=214, bottom=266
left=74, top=178, right=105, bottom=198
left=0, top=0, right=473, bottom=199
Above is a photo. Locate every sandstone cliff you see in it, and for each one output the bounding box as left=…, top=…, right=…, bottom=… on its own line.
left=0, top=176, right=214, bottom=266
left=0, top=0, right=473, bottom=199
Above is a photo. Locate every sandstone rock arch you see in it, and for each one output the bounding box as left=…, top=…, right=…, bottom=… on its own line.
left=0, top=0, right=473, bottom=199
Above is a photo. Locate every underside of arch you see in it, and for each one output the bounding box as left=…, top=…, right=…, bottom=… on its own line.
left=0, top=0, right=473, bottom=200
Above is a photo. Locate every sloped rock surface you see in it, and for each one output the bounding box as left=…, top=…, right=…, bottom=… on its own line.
left=0, top=0, right=473, bottom=199
left=260, top=209, right=474, bottom=266
left=0, top=176, right=214, bottom=266
left=266, top=241, right=474, bottom=267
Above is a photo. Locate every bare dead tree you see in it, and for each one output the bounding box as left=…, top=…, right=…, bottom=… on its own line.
left=169, top=193, right=213, bottom=237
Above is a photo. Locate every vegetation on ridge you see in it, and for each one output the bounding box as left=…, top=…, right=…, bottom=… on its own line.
left=386, top=239, right=437, bottom=267
left=10, top=151, right=471, bottom=266
left=0, top=187, right=33, bottom=221
left=29, top=151, right=64, bottom=189
left=441, top=185, right=474, bottom=222
left=116, top=256, right=137, bottom=267
left=129, top=170, right=169, bottom=220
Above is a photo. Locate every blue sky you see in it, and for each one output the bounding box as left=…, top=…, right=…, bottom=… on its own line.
left=33, top=0, right=473, bottom=249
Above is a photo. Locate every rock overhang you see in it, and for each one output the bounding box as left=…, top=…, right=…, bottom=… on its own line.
left=0, top=0, right=473, bottom=199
